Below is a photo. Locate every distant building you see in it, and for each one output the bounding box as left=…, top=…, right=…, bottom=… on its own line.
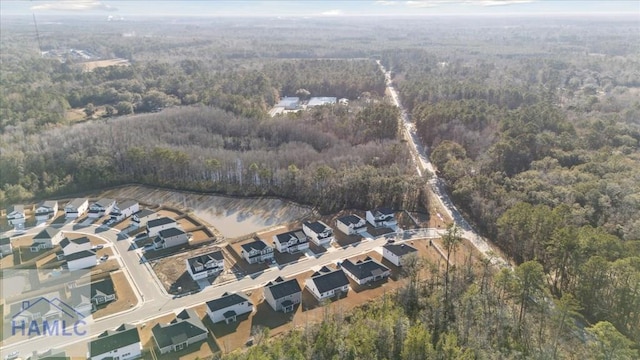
left=273, top=229, right=309, bottom=253
left=31, top=227, right=64, bottom=251
left=0, top=236, right=13, bottom=257
left=109, top=200, right=139, bottom=222
left=132, top=208, right=158, bottom=228
left=154, top=227, right=189, bottom=249
left=307, top=97, right=337, bottom=107
left=35, top=201, right=58, bottom=222
left=275, top=96, right=300, bottom=110
left=302, top=221, right=334, bottom=247
left=147, top=217, right=177, bottom=237
left=366, top=208, right=397, bottom=228
left=241, top=239, right=274, bottom=264
left=336, top=214, right=367, bottom=236
left=6, top=204, right=26, bottom=228
left=88, top=199, right=116, bottom=219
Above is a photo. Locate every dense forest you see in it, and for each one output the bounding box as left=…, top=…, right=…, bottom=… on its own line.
left=1, top=13, right=639, bottom=358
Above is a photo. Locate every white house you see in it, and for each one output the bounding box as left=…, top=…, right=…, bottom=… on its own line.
left=6, top=205, right=26, bottom=228
left=305, top=266, right=350, bottom=301
left=335, top=214, right=367, bottom=235
left=186, top=250, right=224, bottom=281
left=152, top=309, right=208, bottom=354
left=64, top=198, right=89, bottom=220
left=341, top=257, right=391, bottom=285
left=147, top=217, right=177, bottom=237
left=66, top=250, right=97, bottom=271
left=382, top=243, right=418, bottom=267
left=366, top=207, right=397, bottom=228
left=131, top=208, right=158, bottom=228
left=35, top=201, right=58, bottom=222
left=241, top=239, right=274, bottom=264
left=60, top=236, right=91, bottom=256
left=303, top=221, right=334, bottom=247
left=71, top=278, right=117, bottom=316
left=109, top=200, right=139, bottom=222
left=89, top=324, right=141, bottom=360
left=0, top=237, right=12, bottom=257
left=31, top=227, right=64, bottom=251
left=273, top=229, right=309, bottom=253
left=206, top=292, right=253, bottom=324
left=153, top=227, right=189, bottom=249
left=88, top=198, right=116, bottom=219
left=264, top=276, right=302, bottom=313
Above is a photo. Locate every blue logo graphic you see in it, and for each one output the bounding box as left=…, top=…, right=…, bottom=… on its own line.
left=11, top=297, right=87, bottom=337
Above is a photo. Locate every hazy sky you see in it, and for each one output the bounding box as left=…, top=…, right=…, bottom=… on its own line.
left=1, top=0, right=638, bottom=17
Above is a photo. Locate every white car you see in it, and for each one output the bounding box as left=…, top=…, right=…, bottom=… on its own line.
left=5, top=351, right=19, bottom=360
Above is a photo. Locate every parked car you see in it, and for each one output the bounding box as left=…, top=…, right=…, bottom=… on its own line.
left=100, top=254, right=109, bottom=261
left=5, top=351, right=19, bottom=360
left=91, top=245, right=104, bottom=250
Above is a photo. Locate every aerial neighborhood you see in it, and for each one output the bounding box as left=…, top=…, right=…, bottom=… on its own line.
left=0, top=194, right=439, bottom=359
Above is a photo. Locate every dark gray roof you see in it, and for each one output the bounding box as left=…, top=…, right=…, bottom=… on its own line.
left=60, top=237, right=90, bottom=249
left=309, top=268, right=349, bottom=294
left=148, top=217, right=176, bottom=228
left=27, top=348, right=69, bottom=360
left=94, top=198, right=115, bottom=208
left=274, top=229, right=307, bottom=244
left=206, top=292, right=251, bottom=312
left=383, top=243, right=418, bottom=257
left=187, top=250, right=224, bottom=273
left=134, top=208, right=155, bottom=218
left=34, top=227, right=61, bottom=240
left=117, top=199, right=138, bottom=210
left=0, top=237, right=11, bottom=246
left=65, top=250, right=96, bottom=262
left=372, top=207, right=394, bottom=216
left=336, top=214, right=365, bottom=226
left=265, top=277, right=301, bottom=300
left=8, top=204, right=24, bottom=213
left=38, top=200, right=58, bottom=209
left=303, top=221, right=331, bottom=234
left=159, top=227, right=186, bottom=238
left=341, top=258, right=390, bottom=281
left=90, top=324, right=140, bottom=357
left=241, top=239, right=269, bottom=253
left=65, top=198, right=87, bottom=209
left=70, top=278, right=115, bottom=304
left=152, top=309, right=207, bottom=348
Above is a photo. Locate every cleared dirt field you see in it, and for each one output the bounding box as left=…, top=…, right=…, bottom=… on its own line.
left=80, top=58, right=130, bottom=72
left=101, top=185, right=314, bottom=238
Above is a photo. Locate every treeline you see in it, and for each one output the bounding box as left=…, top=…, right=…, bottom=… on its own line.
left=222, top=235, right=638, bottom=360
left=384, top=29, right=640, bottom=345
left=0, top=104, right=425, bottom=214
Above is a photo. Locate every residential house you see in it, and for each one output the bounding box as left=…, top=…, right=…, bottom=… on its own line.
left=35, top=201, right=58, bottom=222
left=60, top=237, right=91, bottom=256
left=70, top=278, right=117, bottom=315
left=31, top=227, right=64, bottom=251
left=153, top=227, right=189, bottom=249
left=206, top=292, right=253, bottom=324
left=66, top=250, right=97, bottom=271
left=88, top=324, right=141, bottom=360
left=11, top=292, right=82, bottom=324
left=0, top=237, right=12, bottom=257
left=335, top=215, right=367, bottom=235
left=186, top=250, right=224, bottom=281
left=64, top=198, right=89, bottom=220
left=382, top=243, right=418, bottom=267
left=305, top=266, right=350, bottom=301
left=109, top=200, right=139, bottom=222
left=241, top=239, right=274, bottom=264
left=307, top=97, right=337, bottom=107
left=27, top=348, right=70, bottom=360
left=273, top=229, right=309, bottom=253
left=275, top=96, right=300, bottom=110
left=152, top=309, right=208, bottom=354
left=88, top=199, right=116, bottom=219
left=341, top=257, right=390, bottom=285
left=365, top=207, right=397, bottom=228
left=302, top=221, right=334, bottom=247
left=6, top=204, right=26, bottom=228
left=146, top=217, right=177, bottom=237
left=264, top=276, right=302, bottom=313
left=131, top=208, right=158, bottom=228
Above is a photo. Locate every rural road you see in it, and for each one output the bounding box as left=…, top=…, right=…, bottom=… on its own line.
left=377, top=60, right=510, bottom=269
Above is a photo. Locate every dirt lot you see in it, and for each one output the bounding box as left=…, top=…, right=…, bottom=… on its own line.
left=93, top=271, right=138, bottom=319
left=80, top=58, right=130, bottom=72
left=100, top=185, right=314, bottom=239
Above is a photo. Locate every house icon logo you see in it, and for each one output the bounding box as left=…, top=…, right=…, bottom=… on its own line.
left=11, top=296, right=88, bottom=337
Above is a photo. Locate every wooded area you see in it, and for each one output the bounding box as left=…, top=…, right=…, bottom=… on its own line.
left=1, top=14, right=638, bottom=358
